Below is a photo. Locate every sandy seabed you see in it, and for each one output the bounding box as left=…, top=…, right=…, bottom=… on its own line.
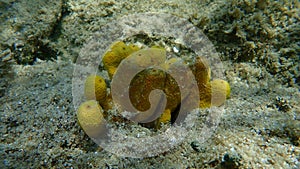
left=0, top=0, right=299, bottom=168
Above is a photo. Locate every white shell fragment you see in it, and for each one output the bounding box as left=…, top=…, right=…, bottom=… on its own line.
left=173, top=46, right=179, bottom=53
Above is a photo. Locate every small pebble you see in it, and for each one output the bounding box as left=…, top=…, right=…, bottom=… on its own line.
left=173, top=46, right=179, bottom=53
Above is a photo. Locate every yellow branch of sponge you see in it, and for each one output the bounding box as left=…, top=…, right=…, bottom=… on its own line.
left=102, top=41, right=140, bottom=79
left=77, top=100, right=106, bottom=139
left=84, top=75, right=107, bottom=107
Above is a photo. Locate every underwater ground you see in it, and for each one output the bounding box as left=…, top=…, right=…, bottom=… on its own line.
left=0, top=0, right=299, bottom=168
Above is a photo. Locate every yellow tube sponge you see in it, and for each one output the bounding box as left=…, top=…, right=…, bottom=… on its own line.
left=157, top=109, right=171, bottom=126
left=189, top=57, right=230, bottom=108
left=190, top=57, right=211, bottom=86
left=77, top=100, right=106, bottom=139
left=210, top=79, right=231, bottom=106
left=198, top=79, right=231, bottom=108
left=84, top=75, right=107, bottom=106
left=198, top=83, right=212, bottom=108
left=102, top=41, right=140, bottom=78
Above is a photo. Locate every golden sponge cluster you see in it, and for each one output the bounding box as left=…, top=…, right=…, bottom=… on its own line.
left=77, top=41, right=231, bottom=134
